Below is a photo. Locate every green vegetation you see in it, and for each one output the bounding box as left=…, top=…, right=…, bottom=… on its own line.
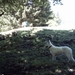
left=0, top=29, right=75, bottom=75
left=0, top=0, right=60, bottom=31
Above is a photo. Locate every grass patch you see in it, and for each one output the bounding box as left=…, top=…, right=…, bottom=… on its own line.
left=0, top=29, right=75, bottom=75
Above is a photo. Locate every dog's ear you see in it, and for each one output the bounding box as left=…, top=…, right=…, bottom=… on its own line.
left=49, top=40, right=53, bottom=45
left=49, top=40, right=51, bottom=44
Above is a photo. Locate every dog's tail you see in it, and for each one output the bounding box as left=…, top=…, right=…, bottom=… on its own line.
left=71, top=57, right=75, bottom=62
left=70, top=52, right=75, bottom=62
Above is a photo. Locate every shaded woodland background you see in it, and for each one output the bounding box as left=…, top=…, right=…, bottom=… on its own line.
left=0, top=0, right=61, bottom=31
left=0, top=28, right=75, bottom=75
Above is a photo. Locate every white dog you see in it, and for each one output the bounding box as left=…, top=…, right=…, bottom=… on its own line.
left=45, top=40, right=75, bottom=62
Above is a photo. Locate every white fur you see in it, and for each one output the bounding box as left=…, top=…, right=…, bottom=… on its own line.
left=46, top=40, right=75, bottom=62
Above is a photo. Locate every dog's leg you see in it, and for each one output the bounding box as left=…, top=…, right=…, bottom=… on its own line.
left=65, top=52, right=71, bottom=62
left=52, top=55, right=56, bottom=61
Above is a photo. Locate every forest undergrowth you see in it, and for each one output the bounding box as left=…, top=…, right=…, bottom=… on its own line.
left=0, top=29, right=75, bottom=75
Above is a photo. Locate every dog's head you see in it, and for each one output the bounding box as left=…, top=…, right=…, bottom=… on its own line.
left=45, top=40, right=52, bottom=49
